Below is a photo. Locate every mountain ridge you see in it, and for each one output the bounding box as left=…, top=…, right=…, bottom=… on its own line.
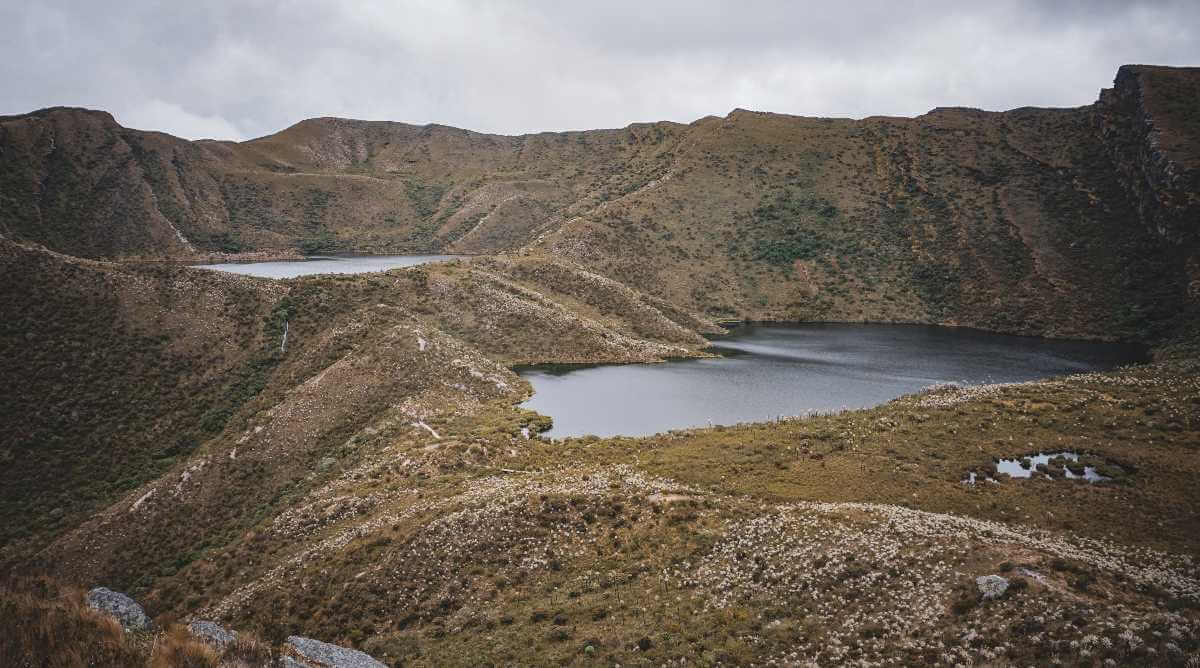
left=2, top=64, right=1195, bottom=345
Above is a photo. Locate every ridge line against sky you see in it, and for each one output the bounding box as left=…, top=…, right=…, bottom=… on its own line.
left=3, top=0, right=1199, bottom=141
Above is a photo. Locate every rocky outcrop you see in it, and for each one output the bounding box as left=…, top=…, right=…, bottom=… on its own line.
left=187, top=620, right=236, bottom=648
left=85, top=587, right=150, bottom=631
left=284, top=636, right=386, bottom=668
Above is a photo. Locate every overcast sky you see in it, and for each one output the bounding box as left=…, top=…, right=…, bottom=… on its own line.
left=3, top=1, right=1198, bottom=141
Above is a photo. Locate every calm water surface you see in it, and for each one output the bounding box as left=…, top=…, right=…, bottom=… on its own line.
left=192, top=254, right=461, bottom=278
left=518, top=323, right=1146, bottom=438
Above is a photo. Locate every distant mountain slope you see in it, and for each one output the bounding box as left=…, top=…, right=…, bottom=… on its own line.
left=1, top=65, right=1197, bottom=340
left=0, top=107, right=688, bottom=259
left=538, top=93, right=1197, bottom=339
left=1097, top=65, right=1200, bottom=244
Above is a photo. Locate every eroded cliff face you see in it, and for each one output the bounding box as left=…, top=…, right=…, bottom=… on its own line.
left=1096, top=65, right=1200, bottom=245
left=1094, top=65, right=1200, bottom=316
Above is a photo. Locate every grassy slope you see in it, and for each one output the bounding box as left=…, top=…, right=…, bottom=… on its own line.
left=1, top=248, right=718, bottom=585
left=0, top=240, right=289, bottom=552
left=537, top=103, right=1188, bottom=340
left=0, top=577, right=279, bottom=667
left=42, top=346, right=1199, bottom=666
left=6, top=254, right=1195, bottom=665
left=0, top=578, right=148, bottom=666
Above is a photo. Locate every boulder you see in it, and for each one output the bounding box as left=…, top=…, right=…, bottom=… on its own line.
left=285, top=636, right=386, bottom=668
left=86, top=587, right=151, bottom=631
left=976, top=574, right=1010, bottom=600
left=188, top=620, right=236, bottom=648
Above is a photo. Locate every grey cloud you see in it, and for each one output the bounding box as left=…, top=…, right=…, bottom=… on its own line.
left=2, top=0, right=1197, bottom=140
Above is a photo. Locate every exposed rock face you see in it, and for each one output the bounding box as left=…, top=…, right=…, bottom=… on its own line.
left=85, top=587, right=150, bottom=631
left=284, top=635, right=386, bottom=668
left=1097, top=65, right=1200, bottom=246
left=188, top=620, right=236, bottom=648
left=976, top=575, right=1010, bottom=600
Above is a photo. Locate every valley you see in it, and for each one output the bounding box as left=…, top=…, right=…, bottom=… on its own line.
left=1, top=63, right=1198, bottom=666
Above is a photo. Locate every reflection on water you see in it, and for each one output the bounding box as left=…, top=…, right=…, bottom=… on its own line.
left=996, top=452, right=1111, bottom=481
left=965, top=451, right=1126, bottom=484
left=191, top=254, right=462, bottom=278
left=518, top=323, right=1146, bottom=438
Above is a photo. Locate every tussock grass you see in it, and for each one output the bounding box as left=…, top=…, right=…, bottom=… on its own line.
left=0, top=578, right=281, bottom=668
left=0, top=577, right=145, bottom=667
left=148, top=626, right=218, bottom=668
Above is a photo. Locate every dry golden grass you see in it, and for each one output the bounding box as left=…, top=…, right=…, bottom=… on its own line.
left=0, top=578, right=145, bottom=668
left=149, top=626, right=218, bottom=668
left=212, top=635, right=275, bottom=668
left=0, top=578, right=283, bottom=668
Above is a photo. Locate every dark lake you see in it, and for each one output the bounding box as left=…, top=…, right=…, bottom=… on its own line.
left=517, top=323, right=1147, bottom=438
left=192, top=254, right=461, bottom=278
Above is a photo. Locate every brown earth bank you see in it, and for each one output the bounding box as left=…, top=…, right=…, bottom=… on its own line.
left=2, top=65, right=1197, bottom=340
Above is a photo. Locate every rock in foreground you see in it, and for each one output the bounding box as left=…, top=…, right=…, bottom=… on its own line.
left=188, top=619, right=237, bottom=648
left=285, top=635, right=386, bottom=668
left=86, top=587, right=150, bottom=631
left=976, top=574, right=1009, bottom=600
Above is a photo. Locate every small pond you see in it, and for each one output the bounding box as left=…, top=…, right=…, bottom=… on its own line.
left=518, top=323, right=1147, bottom=438
left=191, top=254, right=462, bottom=278
left=964, top=451, right=1128, bottom=484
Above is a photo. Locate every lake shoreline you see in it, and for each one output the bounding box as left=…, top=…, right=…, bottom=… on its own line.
left=128, top=249, right=486, bottom=266
left=187, top=253, right=467, bottom=278
left=519, top=322, right=1149, bottom=438
left=713, top=318, right=1153, bottom=346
